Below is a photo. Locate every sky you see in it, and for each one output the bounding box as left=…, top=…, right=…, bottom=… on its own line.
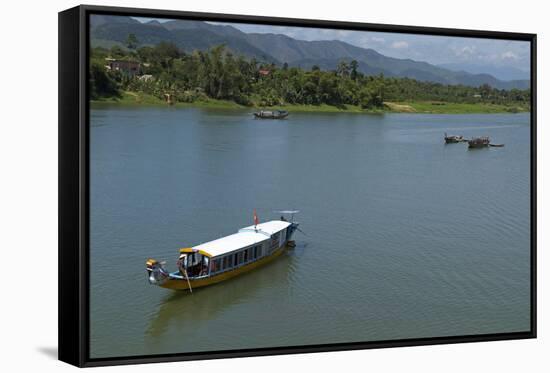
left=134, top=17, right=530, bottom=77
left=219, top=23, right=530, bottom=72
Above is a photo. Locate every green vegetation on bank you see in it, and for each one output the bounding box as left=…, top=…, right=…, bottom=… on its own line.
left=92, top=91, right=246, bottom=109
left=384, top=101, right=527, bottom=114
left=90, top=38, right=531, bottom=114
left=91, top=91, right=373, bottom=112
left=92, top=92, right=526, bottom=114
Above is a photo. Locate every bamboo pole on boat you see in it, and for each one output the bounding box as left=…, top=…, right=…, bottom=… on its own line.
left=183, top=268, right=193, bottom=293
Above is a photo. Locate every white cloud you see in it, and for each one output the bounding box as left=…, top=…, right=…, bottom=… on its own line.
left=391, top=41, right=409, bottom=49
left=371, top=36, right=385, bottom=43
left=501, top=51, right=519, bottom=60
left=453, top=46, right=477, bottom=57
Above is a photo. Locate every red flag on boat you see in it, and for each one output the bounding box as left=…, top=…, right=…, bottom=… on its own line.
left=253, top=209, right=259, bottom=226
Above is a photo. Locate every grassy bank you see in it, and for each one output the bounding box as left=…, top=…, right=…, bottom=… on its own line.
left=91, top=91, right=378, bottom=112
left=91, top=91, right=245, bottom=109
left=91, top=91, right=529, bottom=114
left=385, top=101, right=529, bottom=114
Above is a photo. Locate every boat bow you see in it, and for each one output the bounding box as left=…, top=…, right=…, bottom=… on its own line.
left=146, top=259, right=170, bottom=286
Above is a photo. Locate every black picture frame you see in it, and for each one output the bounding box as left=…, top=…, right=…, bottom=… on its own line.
left=59, top=4, right=537, bottom=367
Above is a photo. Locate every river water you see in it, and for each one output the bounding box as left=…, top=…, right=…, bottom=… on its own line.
left=89, top=106, right=531, bottom=358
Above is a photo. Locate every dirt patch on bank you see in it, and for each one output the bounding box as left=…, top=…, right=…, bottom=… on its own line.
left=384, top=102, right=416, bottom=113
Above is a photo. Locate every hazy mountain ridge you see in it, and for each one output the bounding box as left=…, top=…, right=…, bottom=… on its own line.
left=437, top=62, right=530, bottom=81
left=90, top=15, right=529, bottom=90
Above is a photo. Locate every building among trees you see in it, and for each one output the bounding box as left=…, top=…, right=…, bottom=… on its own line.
left=105, top=58, right=142, bottom=76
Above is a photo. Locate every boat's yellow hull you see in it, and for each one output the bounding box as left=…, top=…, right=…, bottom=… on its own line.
left=159, top=244, right=289, bottom=291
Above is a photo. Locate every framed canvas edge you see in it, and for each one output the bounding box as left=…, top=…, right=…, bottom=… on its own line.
left=58, top=4, right=537, bottom=368
left=59, top=5, right=87, bottom=367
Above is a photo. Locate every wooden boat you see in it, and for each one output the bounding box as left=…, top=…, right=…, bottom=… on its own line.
left=468, top=136, right=490, bottom=148
left=253, top=110, right=289, bottom=119
left=146, top=213, right=300, bottom=291
left=444, top=133, right=465, bottom=144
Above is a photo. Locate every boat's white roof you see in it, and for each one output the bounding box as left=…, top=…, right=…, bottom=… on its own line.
left=239, top=220, right=291, bottom=235
left=190, top=220, right=291, bottom=257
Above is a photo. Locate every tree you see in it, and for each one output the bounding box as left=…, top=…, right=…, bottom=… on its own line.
left=154, top=42, right=181, bottom=60
left=110, top=45, right=125, bottom=59
left=137, top=46, right=154, bottom=63
left=89, top=61, right=119, bottom=99
left=126, top=33, right=139, bottom=50
left=359, top=78, right=384, bottom=109
left=89, top=44, right=530, bottom=110
left=350, top=60, right=359, bottom=80
left=337, top=61, right=350, bottom=78
left=153, top=42, right=181, bottom=70
left=479, top=83, right=492, bottom=98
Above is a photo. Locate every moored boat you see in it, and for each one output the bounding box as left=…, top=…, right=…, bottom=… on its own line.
left=468, top=136, right=490, bottom=148
left=444, top=133, right=465, bottom=143
left=146, top=212, right=300, bottom=291
left=253, top=110, right=289, bottom=119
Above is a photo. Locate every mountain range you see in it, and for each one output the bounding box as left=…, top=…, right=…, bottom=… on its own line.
left=90, top=15, right=529, bottom=90
left=436, top=63, right=529, bottom=81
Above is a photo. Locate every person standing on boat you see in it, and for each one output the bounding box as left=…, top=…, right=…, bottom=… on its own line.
left=200, top=256, right=210, bottom=276
left=177, top=254, right=187, bottom=276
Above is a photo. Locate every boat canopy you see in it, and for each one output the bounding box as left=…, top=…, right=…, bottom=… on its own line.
left=239, top=220, right=291, bottom=235
left=179, top=247, right=213, bottom=257
left=185, top=220, right=292, bottom=258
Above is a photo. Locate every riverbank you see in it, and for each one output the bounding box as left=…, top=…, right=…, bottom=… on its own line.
left=91, top=91, right=530, bottom=114
left=386, top=101, right=529, bottom=114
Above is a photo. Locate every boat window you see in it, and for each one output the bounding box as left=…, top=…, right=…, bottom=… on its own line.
left=234, top=253, right=238, bottom=267
left=222, top=256, right=229, bottom=270
left=270, top=233, right=280, bottom=251
left=238, top=251, right=244, bottom=265
left=213, top=259, right=221, bottom=273
left=244, top=248, right=249, bottom=262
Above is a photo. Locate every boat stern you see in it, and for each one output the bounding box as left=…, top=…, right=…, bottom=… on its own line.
left=288, top=222, right=300, bottom=241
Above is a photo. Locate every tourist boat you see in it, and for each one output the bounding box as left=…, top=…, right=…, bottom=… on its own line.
left=468, top=136, right=490, bottom=148
left=253, top=110, right=289, bottom=119
left=146, top=211, right=300, bottom=291
left=444, top=133, right=465, bottom=143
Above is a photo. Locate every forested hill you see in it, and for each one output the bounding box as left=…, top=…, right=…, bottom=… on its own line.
left=90, top=42, right=530, bottom=112
left=91, top=15, right=529, bottom=90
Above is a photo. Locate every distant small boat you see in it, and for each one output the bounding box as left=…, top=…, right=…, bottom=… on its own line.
left=254, top=110, right=289, bottom=119
left=468, top=136, right=490, bottom=148
left=444, top=133, right=465, bottom=144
